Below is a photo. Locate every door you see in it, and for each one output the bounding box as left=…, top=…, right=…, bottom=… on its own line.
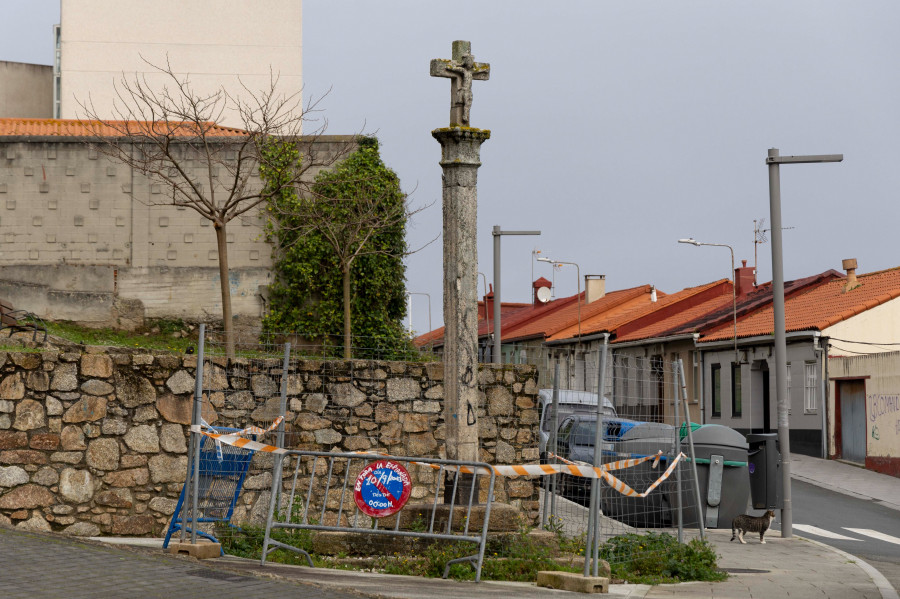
left=839, top=380, right=866, bottom=463
left=762, top=369, right=770, bottom=434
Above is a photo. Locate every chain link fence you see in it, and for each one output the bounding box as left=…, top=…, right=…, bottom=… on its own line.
left=530, top=345, right=706, bottom=576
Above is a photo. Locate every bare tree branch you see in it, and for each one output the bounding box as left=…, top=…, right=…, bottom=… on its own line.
left=76, top=56, right=351, bottom=358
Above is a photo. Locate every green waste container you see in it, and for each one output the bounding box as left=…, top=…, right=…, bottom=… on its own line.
left=600, top=422, right=676, bottom=528
left=674, top=424, right=750, bottom=529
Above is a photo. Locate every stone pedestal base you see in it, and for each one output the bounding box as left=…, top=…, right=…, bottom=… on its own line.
left=536, top=571, right=609, bottom=593
left=167, top=541, right=221, bottom=560
left=443, top=471, right=477, bottom=505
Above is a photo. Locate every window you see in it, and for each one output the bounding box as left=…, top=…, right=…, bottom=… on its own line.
left=804, top=362, right=817, bottom=413
left=711, top=364, right=722, bottom=417
left=557, top=420, right=574, bottom=447
left=731, top=363, right=742, bottom=417
left=573, top=422, right=597, bottom=447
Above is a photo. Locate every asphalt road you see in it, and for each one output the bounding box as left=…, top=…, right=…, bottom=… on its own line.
left=782, top=478, right=900, bottom=591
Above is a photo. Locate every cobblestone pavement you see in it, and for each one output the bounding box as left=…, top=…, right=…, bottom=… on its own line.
left=0, top=527, right=363, bottom=599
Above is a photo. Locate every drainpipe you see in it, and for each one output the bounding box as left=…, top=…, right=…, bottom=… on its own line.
left=816, top=333, right=828, bottom=459
left=694, top=334, right=705, bottom=424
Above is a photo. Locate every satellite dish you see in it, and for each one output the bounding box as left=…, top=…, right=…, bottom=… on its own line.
left=536, top=286, right=552, bottom=303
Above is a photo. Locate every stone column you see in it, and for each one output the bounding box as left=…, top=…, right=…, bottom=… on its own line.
left=432, top=127, right=490, bottom=465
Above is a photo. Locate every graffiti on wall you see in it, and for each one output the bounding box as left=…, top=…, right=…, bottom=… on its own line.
left=869, top=394, right=900, bottom=439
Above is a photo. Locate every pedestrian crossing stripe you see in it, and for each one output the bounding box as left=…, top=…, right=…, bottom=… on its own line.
left=792, top=524, right=861, bottom=541
left=794, top=525, right=900, bottom=546
left=844, top=528, right=900, bottom=546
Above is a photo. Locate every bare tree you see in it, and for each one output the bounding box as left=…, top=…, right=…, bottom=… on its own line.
left=78, top=59, right=343, bottom=358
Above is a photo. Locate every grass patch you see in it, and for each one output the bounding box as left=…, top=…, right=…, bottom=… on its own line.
left=219, top=524, right=725, bottom=586
left=43, top=319, right=197, bottom=353
left=600, top=532, right=727, bottom=585
left=219, top=525, right=580, bottom=582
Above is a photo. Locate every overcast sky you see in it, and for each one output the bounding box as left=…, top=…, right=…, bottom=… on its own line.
left=5, top=1, right=900, bottom=334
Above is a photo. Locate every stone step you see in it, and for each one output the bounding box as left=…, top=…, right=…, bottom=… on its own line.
left=311, top=528, right=558, bottom=557
left=378, top=502, right=522, bottom=533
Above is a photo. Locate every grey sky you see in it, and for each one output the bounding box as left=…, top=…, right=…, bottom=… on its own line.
left=5, top=1, right=900, bottom=334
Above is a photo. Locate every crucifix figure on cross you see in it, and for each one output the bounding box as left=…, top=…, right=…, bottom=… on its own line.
left=430, top=40, right=490, bottom=127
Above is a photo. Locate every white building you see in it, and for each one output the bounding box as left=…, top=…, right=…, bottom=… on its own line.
left=57, top=0, right=303, bottom=128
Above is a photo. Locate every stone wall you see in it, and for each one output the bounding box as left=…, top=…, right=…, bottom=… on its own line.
left=0, top=347, right=540, bottom=536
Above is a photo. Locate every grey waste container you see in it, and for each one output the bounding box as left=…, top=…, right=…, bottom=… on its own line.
left=674, top=424, right=750, bottom=529
left=747, top=433, right=783, bottom=510
left=600, top=422, right=676, bottom=528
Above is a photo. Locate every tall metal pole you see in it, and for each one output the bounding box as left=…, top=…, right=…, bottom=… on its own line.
left=188, top=323, right=206, bottom=544
left=493, top=226, right=501, bottom=363
left=766, top=148, right=792, bottom=537
left=673, top=360, right=683, bottom=544
left=677, top=359, right=705, bottom=540
left=767, top=147, right=792, bottom=538
left=589, top=334, right=609, bottom=577
left=766, top=147, right=843, bottom=538
left=492, top=228, right=541, bottom=364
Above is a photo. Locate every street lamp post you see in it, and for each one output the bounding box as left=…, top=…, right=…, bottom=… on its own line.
left=492, top=227, right=541, bottom=364
left=678, top=238, right=738, bottom=365
left=766, top=148, right=842, bottom=539
left=406, top=292, right=432, bottom=338
left=477, top=272, right=491, bottom=351
left=536, top=256, right=582, bottom=342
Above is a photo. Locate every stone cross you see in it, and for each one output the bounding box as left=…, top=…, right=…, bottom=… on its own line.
left=430, top=40, right=490, bottom=127
left=430, top=41, right=490, bottom=491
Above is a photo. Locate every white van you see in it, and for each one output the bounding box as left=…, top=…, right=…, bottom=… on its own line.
left=537, top=389, right=616, bottom=461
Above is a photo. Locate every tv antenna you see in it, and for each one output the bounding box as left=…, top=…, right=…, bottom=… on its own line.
left=754, top=218, right=795, bottom=285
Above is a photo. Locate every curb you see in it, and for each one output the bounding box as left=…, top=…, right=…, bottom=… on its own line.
left=796, top=535, right=899, bottom=599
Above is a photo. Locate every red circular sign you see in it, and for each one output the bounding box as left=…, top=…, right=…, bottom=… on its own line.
left=354, top=460, right=412, bottom=518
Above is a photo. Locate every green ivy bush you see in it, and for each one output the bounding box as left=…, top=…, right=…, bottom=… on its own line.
left=261, top=136, right=417, bottom=359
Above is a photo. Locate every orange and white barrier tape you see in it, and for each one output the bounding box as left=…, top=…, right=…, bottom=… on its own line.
left=189, top=426, right=684, bottom=498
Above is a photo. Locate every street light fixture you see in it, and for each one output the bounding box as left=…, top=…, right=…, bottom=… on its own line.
left=536, top=255, right=582, bottom=342
left=766, top=148, right=843, bottom=540
left=678, top=238, right=738, bottom=365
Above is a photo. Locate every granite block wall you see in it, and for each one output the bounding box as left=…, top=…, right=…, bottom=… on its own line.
left=0, top=348, right=541, bottom=536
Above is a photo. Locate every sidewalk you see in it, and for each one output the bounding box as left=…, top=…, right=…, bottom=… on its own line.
left=791, top=452, right=900, bottom=512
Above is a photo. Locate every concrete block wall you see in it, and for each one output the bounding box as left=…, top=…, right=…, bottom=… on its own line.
left=0, top=62, right=53, bottom=119
left=0, top=136, right=355, bottom=326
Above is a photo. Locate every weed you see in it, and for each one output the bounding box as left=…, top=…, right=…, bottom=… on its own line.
left=600, top=532, right=727, bottom=585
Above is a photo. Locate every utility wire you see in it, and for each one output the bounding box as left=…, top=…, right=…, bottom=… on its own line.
left=829, top=343, right=886, bottom=356
left=827, top=336, right=900, bottom=347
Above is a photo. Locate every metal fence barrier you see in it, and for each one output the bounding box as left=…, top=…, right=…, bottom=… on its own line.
left=260, top=450, right=497, bottom=581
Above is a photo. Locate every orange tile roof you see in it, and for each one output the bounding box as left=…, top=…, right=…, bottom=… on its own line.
left=546, top=287, right=666, bottom=341
left=701, top=267, right=900, bottom=342
left=510, top=285, right=657, bottom=342
left=0, top=118, right=248, bottom=138
left=615, top=270, right=843, bottom=344
left=413, top=284, right=659, bottom=347
left=413, top=300, right=531, bottom=347
left=612, top=280, right=733, bottom=343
